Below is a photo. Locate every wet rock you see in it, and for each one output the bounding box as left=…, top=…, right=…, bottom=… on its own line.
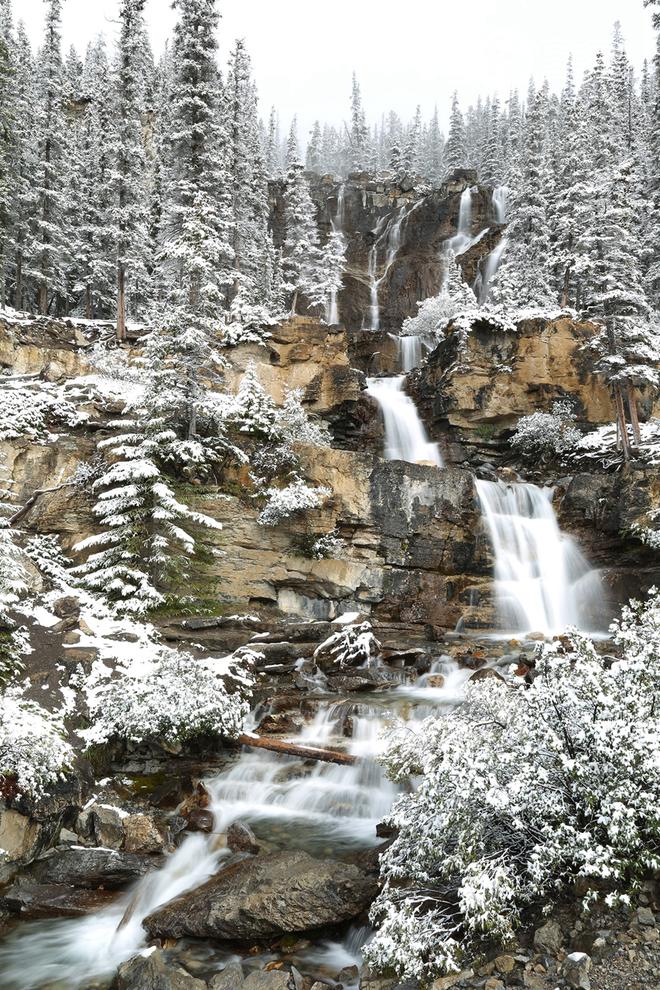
left=209, top=961, right=245, bottom=989
left=562, top=951, right=591, bottom=989
left=425, top=674, right=445, bottom=688
left=243, top=972, right=292, bottom=990
left=534, top=919, right=563, bottom=955
left=0, top=879, right=117, bottom=918
left=124, top=813, right=165, bottom=854
left=114, top=948, right=207, bottom=989
left=24, top=846, right=161, bottom=889
left=186, top=809, right=215, bottom=833
left=143, top=850, right=378, bottom=942
left=88, top=804, right=126, bottom=849
left=0, top=809, right=41, bottom=864
left=469, top=668, right=505, bottom=684
left=227, top=821, right=260, bottom=854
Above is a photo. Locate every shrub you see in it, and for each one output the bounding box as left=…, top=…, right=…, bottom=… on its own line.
left=80, top=643, right=258, bottom=748
left=510, top=399, right=581, bottom=463
left=364, top=591, right=660, bottom=980
left=258, top=477, right=331, bottom=527
left=0, top=687, right=74, bottom=803
left=314, top=620, right=381, bottom=667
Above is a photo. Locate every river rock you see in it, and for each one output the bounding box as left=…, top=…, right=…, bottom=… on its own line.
left=24, top=846, right=161, bottom=889
left=209, top=961, right=245, bottom=989
left=124, top=813, right=166, bottom=853
left=243, top=972, right=292, bottom=990
left=226, top=821, right=259, bottom=854
left=114, top=949, right=207, bottom=989
left=0, top=879, right=116, bottom=917
left=143, top=850, right=378, bottom=942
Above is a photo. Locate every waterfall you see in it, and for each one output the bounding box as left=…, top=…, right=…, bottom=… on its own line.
left=447, top=186, right=474, bottom=255
left=366, top=206, right=409, bottom=331
left=399, top=335, right=422, bottom=372
left=366, top=376, right=442, bottom=466
left=492, top=185, right=509, bottom=223
left=478, top=237, right=508, bottom=303
left=476, top=479, right=604, bottom=636
left=335, top=183, right=346, bottom=231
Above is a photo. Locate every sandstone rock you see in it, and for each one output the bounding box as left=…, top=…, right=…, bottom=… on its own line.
left=494, top=954, right=516, bottom=974
left=124, top=813, right=165, bottom=854
left=25, top=846, right=160, bottom=889
left=143, top=850, right=378, bottom=942
left=430, top=970, right=474, bottom=990
left=243, top=972, right=291, bottom=990
left=0, top=809, right=41, bottom=864
left=114, top=949, right=207, bottom=989
left=562, top=951, right=591, bottom=989
left=534, top=919, right=563, bottom=955
left=209, top=961, right=245, bottom=989
left=484, top=980, right=505, bottom=990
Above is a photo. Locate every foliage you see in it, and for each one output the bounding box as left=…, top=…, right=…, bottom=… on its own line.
left=314, top=620, right=381, bottom=667
left=0, top=382, right=81, bottom=442
left=0, top=685, right=74, bottom=803
left=258, top=477, right=331, bottom=527
left=510, top=400, right=582, bottom=463
left=79, top=643, right=258, bottom=748
left=0, top=529, right=30, bottom=684
left=365, top=591, right=660, bottom=980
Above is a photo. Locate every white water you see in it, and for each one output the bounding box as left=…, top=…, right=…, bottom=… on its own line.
left=492, top=185, right=509, bottom=223
left=366, top=376, right=442, bottom=466
left=477, top=237, right=508, bottom=303
left=399, top=335, right=422, bottom=372
left=366, top=206, right=409, bottom=331
left=477, top=479, right=603, bottom=636
left=447, top=186, right=475, bottom=255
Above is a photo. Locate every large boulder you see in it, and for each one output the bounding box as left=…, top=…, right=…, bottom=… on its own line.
left=24, top=846, right=161, bottom=889
left=143, top=850, right=378, bottom=942
left=0, top=879, right=116, bottom=918
left=114, top=949, right=207, bottom=990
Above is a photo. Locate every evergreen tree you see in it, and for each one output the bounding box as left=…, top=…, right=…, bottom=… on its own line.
left=445, top=92, right=467, bottom=172
left=114, top=0, right=150, bottom=340
left=349, top=71, right=369, bottom=171
left=0, top=0, right=15, bottom=303
left=33, top=0, right=70, bottom=315
left=306, top=120, right=322, bottom=172
left=9, top=22, right=37, bottom=310
left=283, top=119, right=321, bottom=314
left=424, top=106, right=444, bottom=185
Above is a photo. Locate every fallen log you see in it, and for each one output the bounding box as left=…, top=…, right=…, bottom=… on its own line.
left=237, top=733, right=357, bottom=766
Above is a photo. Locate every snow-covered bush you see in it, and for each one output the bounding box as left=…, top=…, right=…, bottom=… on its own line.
left=276, top=388, right=331, bottom=447
left=314, top=620, right=381, bottom=668
left=80, top=644, right=258, bottom=748
left=230, top=361, right=279, bottom=439
left=510, top=399, right=581, bottom=463
left=0, top=383, right=80, bottom=443
left=0, top=531, right=30, bottom=684
left=258, top=477, right=331, bottom=527
left=0, top=686, right=74, bottom=802
left=402, top=249, right=477, bottom=342
left=364, top=591, right=660, bottom=980
left=629, top=509, right=660, bottom=551
left=310, top=529, right=344, bottom=560
left=574, top=418, right=660, bottom=467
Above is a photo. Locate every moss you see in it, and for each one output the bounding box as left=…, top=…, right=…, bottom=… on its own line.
left=147, top=595, right=239, bottom=620
left=123, top=771, right=169, bottom=796
left=85, top=742, right=113, bottom=778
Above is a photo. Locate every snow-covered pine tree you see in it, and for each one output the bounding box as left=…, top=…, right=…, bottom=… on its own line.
left=113, top=0, right=150, bottom=340
left=306, top=120, right=322, bottom=172
left=282, top=120, right=321, bottom=315
left=33, top=0, right=70, bottom=315
left=307, top=229, right=346, bottom=321
left=423, top=106, right=444, bottom=185
left=349, top=72, right=369, bottom=171
left=490, top=89, right=554, bottom=309
left=445, top=92, right=467, bottom=172
left=73, top=416, right=222, bottom=613
left=402, top=105, right=423, bottom=175
left=0, top=0, right=15, bottom=305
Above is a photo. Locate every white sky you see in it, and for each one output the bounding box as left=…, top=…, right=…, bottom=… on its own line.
left=17, top=0, right=656, bottom=140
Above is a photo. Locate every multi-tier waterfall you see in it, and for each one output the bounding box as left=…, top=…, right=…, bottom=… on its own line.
left=476, top=479, right=604, bottom=635
left=477, top=237, right=508, bottom=303
left=366, top=376, right=442, bottom=467
left=447, top=186, right=474, bottom=255
left=492, top=185, right=509, bottom=223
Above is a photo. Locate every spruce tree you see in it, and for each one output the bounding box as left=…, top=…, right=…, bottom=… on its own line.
left=445, top=92, right=467, bottom=172
left=282, top=120, right=320, bottom=314
left=349, top=72, right=369, bottom=171
left=9, top=22, right=37, bottom=310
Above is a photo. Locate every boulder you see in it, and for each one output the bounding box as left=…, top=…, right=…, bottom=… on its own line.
left=143, top=850, right=378, bottom=942
left=0, top=879, right=116, bottom=918
left=124, top=813, right=166, bottom=854
left=533, top=919, right=563, bottom=955
left=114, top=949, right=207, bottom=989
left=562, top=951, right=591, bottom=990
left=25, top=846, right=161, bottom=889
left=0, top=809, right=41, bottom=864
left=226, top=821, right=259, bottom=854
left=209, top=961, right=245, bottom=989
left=243, top=973, right=292, bottom=990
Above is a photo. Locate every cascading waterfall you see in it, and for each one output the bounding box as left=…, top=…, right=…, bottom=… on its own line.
left=366, top=206, right=409, bottom=331
left=492, top=185, right=509, bottom=223
left=366, top=376, right=442, bottom=466
left=399, top=335, right=422, bottom=372
left=476, top=479, right=604, bottom=636
left=477, top=237, right=508, bottom=303
left=0, top=679, right=469, bottom=989
left=447, top=186, right=474, bottom=255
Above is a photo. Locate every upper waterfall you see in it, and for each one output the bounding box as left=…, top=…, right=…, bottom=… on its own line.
left=476, top=479, right=604, bottom=636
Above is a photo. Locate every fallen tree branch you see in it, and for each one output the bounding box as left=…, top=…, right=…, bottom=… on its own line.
left=237, top=733, right=357, bottom=766
left=8, top=482, right=74, bottom=527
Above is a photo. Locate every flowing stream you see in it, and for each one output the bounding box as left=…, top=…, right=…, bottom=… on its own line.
left=477, top=479, right=604, bottom=635
left=366, top=375, right=442, bottom=467
left=0, top=668, right=471, bottom=990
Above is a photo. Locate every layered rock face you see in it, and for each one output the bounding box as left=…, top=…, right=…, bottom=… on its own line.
left=271, top=169, right=499, bottom=333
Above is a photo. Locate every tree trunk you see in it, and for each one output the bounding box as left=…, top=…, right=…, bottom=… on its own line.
left=117, top=263, right=126, bottom=342
left=614, top=385, right=630, bottom=462
left=560, top=264, right=572, bottom=308
left=291, top=289, right=298, bottom=316
left=626, top=385, right=642, bottom=446
left=38, top=281, right=48, bottom=316
left=236, top=733, right=357, bottom=766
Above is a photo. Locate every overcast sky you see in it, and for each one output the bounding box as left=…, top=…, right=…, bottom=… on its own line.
left=18, top=0, right=656, bottom=139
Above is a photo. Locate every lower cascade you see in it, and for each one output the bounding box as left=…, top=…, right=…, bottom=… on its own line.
left=366, top=375, right=442, bottom=467
left=476, top=479, right=605, bottom=635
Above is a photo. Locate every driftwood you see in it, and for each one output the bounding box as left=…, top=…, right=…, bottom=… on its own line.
left=237, top=733, right=357, bottom=766
left=9, top=482, right=73, bottom=526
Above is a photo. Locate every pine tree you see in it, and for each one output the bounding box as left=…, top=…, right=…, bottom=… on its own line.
left=445, top=92, right=467, bottom=172
left=282, top=120, right=320, bottom=314
left=9, top=22, right=37, bottom=310
left=153, top=0, right=233, bottom=437
left=306, top=120, right=322, bottom=172
left=308, top=229, right=346, bottom=320
left=402, top=105, right=422, bottom=174
left=0, top=0, right=15, bottom=304
left=424, top=106, right=444, bottom=185
left=264, top=105, right=281, bottom=178
left=349, top=72, right=369, bottom=171
left=33, top=0, right=70, bottom=315
left=114, top=0, right=150, bottom=340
